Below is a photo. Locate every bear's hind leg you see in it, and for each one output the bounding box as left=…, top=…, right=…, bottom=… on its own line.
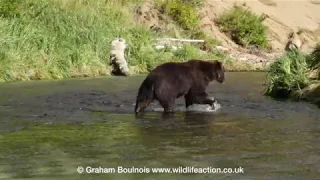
left=184, top=95, right=193, bottom=108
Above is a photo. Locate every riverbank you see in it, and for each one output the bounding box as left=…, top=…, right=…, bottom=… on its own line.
left=1, top=0, right=319, bottom=83
left=299, top=82, right=320, bottom=107
left=0, top=0, right=286, bottom=83
left=264, top=48, right=320, bottom=107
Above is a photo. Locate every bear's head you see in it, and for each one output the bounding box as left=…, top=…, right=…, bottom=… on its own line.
left=212, top=61, right=225, bottom=83
left=187, top=59, right=225, bottom=83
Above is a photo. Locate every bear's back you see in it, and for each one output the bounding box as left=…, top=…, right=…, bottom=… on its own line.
left=150, top=62, right=191, bottom=76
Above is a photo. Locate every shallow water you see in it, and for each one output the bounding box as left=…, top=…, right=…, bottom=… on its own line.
left=0, top=72, right=319, bottom=180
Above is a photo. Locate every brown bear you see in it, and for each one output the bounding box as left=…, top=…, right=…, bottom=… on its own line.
left=134, top=59, right=225, bottom=113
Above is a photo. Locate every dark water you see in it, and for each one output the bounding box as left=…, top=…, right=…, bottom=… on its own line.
left=0, top=72, right=319, bottom=180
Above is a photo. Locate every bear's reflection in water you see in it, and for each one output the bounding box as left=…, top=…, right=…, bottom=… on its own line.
left=133, top=108, right=222, bottom=137
left=152, top=100, right=221, bottom=113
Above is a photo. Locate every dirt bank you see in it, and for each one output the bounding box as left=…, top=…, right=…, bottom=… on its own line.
left=137, top=0, right=320, bottom=69
left=198, top=0, right=320, bottom=51
left=300, top=82, right=320, bottom=107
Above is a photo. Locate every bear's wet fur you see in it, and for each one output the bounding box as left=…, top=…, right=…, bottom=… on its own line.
left=134, top=59, right=225, bottom=113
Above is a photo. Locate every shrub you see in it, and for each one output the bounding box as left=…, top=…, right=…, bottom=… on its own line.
left=190, top=29, right=221, bottom=51
left=216, top=6, right=270, bottom=49
left=158, top=0, right=221, bottom=52
left=307, top=43, right=320, bottom=72
left=161, top=0, right=201, bottom=30
left=265, top=50, right=310, bottom=98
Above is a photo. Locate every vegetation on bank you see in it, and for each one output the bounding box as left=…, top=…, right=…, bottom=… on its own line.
left=0, top=0, right=150, bottom=82
left=159, top=0, right=202, bottom=31
left=216, top=6, right=271, bottom=49
left=159, top=0, right=220, bottom=51
left=0, top=0, right=256, bottom=83
left=265, top=44, right=320, bottom=104
left=307, top=43, right=320, bottom=73
left=265, top=50, right=310, bottom=98
left=0, top=0, right=282, bottom=83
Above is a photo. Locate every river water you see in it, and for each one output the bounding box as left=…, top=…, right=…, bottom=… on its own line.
left=0, top=72, right=319, bottom=179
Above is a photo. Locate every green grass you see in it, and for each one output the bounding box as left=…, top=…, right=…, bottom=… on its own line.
left=265, top=43, right=320, bottom=104
left=265, top=50, right=310, bottom=98
left=307, top=43, right=320, bottom=73
left=189, top=29, right=221, bottom=51
left=0, top=0, right=258, bottom=83
left=160, top=0, right=203, bottom=31
left=216, top=6, right=270, bottom=49
left=0, top=0, right=148, bottom=82
left=158, top=0, right=220, bottom=50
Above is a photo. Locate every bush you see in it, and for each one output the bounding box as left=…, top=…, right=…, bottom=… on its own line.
left=190, top=29, right=221, bottom=51
left=216, top=6, right=270, bottom=49
left=265, top=50, right=310, bottom=98
left=161, top=0, right=201, bottom=30
left=307, top=43, right=320, bottom=72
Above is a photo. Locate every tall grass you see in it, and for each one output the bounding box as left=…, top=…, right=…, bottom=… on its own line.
left=307, top=43, right=320, bottom=74
left=216, top=6, right=270, bottom=49
left=160, top=0, right=203, bottom=31
left=0, top=0, right=233, bottom=82
left=0, top=0, right=141, bottom=81
left=0, top=0, right=158, bottom=82
left=265, top=50, right=310, bottom=98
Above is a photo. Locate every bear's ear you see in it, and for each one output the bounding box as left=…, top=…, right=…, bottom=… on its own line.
left=214, top=60, right=223, bottom=70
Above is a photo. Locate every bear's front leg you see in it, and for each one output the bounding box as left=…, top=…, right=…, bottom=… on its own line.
left=204, top=96, right=217, bottom=109
left=157, top=97, right=175, bottom=113
left=185, top=91, right=216, bottom=108
left=200, top=94, right=216, bottom=106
